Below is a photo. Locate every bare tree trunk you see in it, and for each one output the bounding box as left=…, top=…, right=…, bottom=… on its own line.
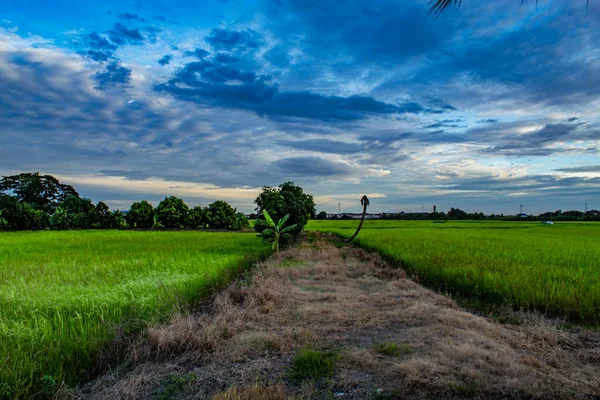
left=345, top=195, right=369, bottom=242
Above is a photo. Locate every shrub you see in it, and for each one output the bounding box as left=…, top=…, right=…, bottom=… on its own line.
left=316, top=211, right=328, bottom=220
left=127, top=200, right=154, bottom=228
left=234, top=212, right=249, bottom=230
left=156, top=196, right=189, bottom=228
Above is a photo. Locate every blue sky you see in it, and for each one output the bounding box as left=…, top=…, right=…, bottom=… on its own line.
left=1, top=0, right=599, bottom=214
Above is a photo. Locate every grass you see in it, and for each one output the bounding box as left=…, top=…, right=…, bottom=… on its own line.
left=0, top=230, right=270, bottom=399
left=373, top=342, right=413, bottom=357
left=307, top=220, right=600, bottom=322
left=288, top=349, right=339, bottom=381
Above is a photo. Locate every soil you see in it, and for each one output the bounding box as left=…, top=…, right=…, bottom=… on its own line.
left=73, top=233, right=600, bottom=400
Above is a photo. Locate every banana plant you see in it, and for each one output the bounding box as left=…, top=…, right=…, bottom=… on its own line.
left=256, top=210, right=297, bottom=252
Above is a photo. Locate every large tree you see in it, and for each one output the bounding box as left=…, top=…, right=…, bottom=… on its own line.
left=155, top=196, right=189, bottom=228
left=0, top=172, right=79, bottom=213
left=254, top=182, right=315, bottom=236
left=127, top=200, right=155, bottom=228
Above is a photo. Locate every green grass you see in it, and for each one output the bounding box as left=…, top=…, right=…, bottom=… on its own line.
left=288, top=348, right=339, bottom=381
left=373, top=342, right=413, bottom=357
left=307, top=220, right=600, bottom=323
left=0, top=230, right=270, bottom=399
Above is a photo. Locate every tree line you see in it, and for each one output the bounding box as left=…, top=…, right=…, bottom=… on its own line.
left=0, top=173, right=249, bottom=231
left=315, top=207, right=600, bottom=222
left=0, top=173, right=318, bottom=233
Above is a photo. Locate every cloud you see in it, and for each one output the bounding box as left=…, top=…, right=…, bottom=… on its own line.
left=273, top=156, right=352, bottom=177
left=118, top=13, right=146, bottom=22
left=76, top=32, right=118, bottom=62
left=275, top=139, right=363, bottom=154
left=205, top=28, right=261, bottom=51
left=107, top=22, right=147, bottom=46
left=94, top=62, right=131, bottom=89
left=158, top=55, right=172, bottom=65
left=183, top=48, right=210, bottom=58
left=554, top=166, right=600, bottom=173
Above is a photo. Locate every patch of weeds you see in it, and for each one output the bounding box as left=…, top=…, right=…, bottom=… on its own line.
left=281, top=258, right=307, bottom=268
left=451, top=381, right=477, bottom=397
left=153, top=372, right=197, bottom=400
left=374, top=342, right=413, bottom=357
left=289, top=349, right=339, bottom=381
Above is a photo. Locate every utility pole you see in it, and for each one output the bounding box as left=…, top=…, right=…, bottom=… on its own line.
left=520, top=204, right=523, bottom=214
left=338, top=203, right=341, bottom=215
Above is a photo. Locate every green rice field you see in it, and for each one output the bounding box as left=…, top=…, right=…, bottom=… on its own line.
left=0, top=231, right=269, bottom=398
left=308, top=220, right=600, bottom=323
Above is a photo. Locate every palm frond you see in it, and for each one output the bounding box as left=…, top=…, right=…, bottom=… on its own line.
left=428, top=0, right=462, bottom=18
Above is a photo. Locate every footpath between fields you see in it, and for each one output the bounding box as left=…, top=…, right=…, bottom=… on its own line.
left=76, top=233, right=600, bottom=400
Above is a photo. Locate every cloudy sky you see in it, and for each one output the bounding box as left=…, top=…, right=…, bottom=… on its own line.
left=1, top=0, right=599, bottom=214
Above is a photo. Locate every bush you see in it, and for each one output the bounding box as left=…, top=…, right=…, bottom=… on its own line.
left=254, top=182, right=315, bottom=236
left=316, top=211, right=328, bottom=220
left=127, top=200, right=155, bottom=228
left=206, top=200, right=237, bottom=230
left=156, top=196, right=189, bottom=228
left=234, top=212, right=249, bottom=230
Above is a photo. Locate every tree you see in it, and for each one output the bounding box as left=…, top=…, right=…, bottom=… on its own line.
left=448, top=207, right=468, bottom=220
left=59, top=196, right=96, bottom=229
left=186, top=206, right=208, bottom=228
left=345, top=195, right=370, bottom=243
left=156, top=196, right=189, bottom=228
left=0, top=210, right=6, bottom=228
left=254, top=182, right=315, bottom=236
left=0, top=172, right=78, bottom=213
left=316, top=211, right=328, bottom=220
left=127, top=200, right=155, bottom=228
left=206, top=200, right=237, bottom=229
left=256, top=210, right=297, bottom=253
left=234, top=212, right=250, bottom=230
left=95, top=201, right=117, bottom=229
left=50, top=206, right=71, bottom=230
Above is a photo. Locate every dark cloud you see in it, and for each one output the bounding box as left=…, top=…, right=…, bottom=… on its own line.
left=483, top=123, right=578, bottom=156
left=76, top=32, right=118, bottom=62
left=273, top=156, right=351, bottom=177
left=183, top=48, right=210, bottom=58
left=264, top=45, right=292, bottom=68
left=205, top=28, right=261, bottom=51
left=118, top=13, right=146, bottom=22
left=108, top=23, right=146, bottom=45
left=275, top=139, right=363, bottom=154
left=158, top=55, right=173, bottom=65
left=554, top=166, right=600, bottom=173
left=477, top=119, right=498, bottom=124
left=94, top=62, right=131, bottom=89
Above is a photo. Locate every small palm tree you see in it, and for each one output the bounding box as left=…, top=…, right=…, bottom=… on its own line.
left=345, top=195, right=370, bottom=243
left=0, top=210, right=7, bottom=228
left=256, top=210, right=297, bottom=252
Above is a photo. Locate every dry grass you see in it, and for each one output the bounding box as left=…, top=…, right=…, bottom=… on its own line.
left=76, top=233, right=600, bottom=400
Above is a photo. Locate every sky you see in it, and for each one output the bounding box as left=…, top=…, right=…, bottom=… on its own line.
left=1, top=0, right=599, bottom=215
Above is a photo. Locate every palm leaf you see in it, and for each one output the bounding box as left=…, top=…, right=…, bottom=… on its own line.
left=428, top=0, right=461, bottom=17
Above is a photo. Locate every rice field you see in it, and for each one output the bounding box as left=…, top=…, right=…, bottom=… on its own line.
left=0, top=230, right=270, bottom=399
left=308, top=220, right=600, bottom=323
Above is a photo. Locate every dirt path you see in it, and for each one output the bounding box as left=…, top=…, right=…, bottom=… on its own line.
left=77, top=233, right=600, bottom=399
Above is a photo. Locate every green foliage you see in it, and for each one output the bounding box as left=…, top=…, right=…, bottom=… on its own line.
left=289, top=349, right=339, bottom=381
left=0, top=210, right=7, bottom=228
left=234, top=212, right=250, bottom=230
left=308, top=220, right=600, bottom=322
left=256, top=210, right=297, bottom=252
left=50, top=206, right=70, bottom=230
left=0, top=172, right=78, bottom=213
left=154, top=373, right=197, bottom=400
left=112, top=210, right=128, bottom=230
left=127, top=200, right=155, bottom=228
left=206, top=200, right=237, bottom=230
left=316, top=211, right=328, bottom=220
left=0, top=231, right=270, bottom=398
left=186, top=206, right=208, bottom=228
left=254, top=182, right=315, bottom=236
left=156, top=196, right=189, bottom=228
